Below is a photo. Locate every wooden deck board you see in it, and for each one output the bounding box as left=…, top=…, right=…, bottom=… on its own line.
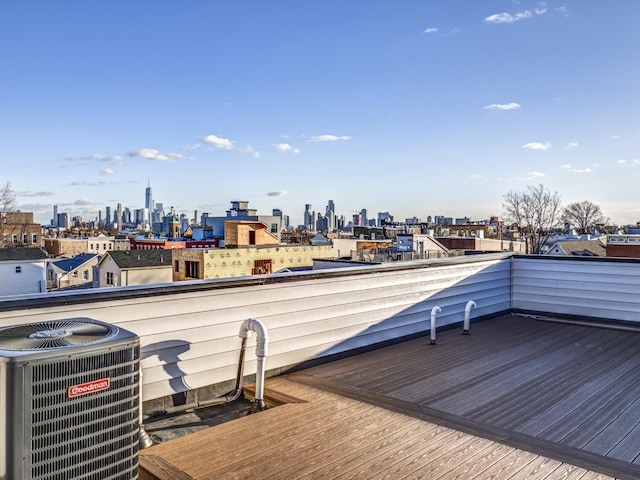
left=139, top=315, right=638, bottom=480
left=475, top=331, right=637, bottom=428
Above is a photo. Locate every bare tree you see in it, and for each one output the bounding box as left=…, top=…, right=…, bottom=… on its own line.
left=503, top=184, right=562, bottom=254
left=562, top=200, right=606, bottom=234
left=0, top=181, right=16, bottom=247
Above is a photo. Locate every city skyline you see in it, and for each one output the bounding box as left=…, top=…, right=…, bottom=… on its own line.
left=1, top=1, right=639, bottom=227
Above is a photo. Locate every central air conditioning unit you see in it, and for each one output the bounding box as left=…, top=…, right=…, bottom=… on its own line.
left=0, top=318, right=141, bottom=480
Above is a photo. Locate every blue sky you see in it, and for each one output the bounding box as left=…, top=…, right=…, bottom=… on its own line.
left=1, top=1, right=638, bottom=227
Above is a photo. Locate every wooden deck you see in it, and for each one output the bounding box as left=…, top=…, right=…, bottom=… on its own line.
left=140, top=314, right=640, bottom=479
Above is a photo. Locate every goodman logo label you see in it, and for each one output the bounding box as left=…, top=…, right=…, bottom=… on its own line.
left=68, top=378, right=110, bottom=398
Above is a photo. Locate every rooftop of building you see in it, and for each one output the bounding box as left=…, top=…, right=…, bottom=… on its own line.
left=2, top=252, right=640, bottom=478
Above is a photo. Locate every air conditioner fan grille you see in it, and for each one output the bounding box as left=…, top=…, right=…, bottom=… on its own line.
left=0, top=320, right=117, bottom=350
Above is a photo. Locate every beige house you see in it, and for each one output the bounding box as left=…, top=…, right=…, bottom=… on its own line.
left=223, top=220, right=278, bottom=247
left=96, top=250, right=173, bottom=287
left=544, top=238, right=607, bottom=257
left=44, top=235, right=116, bottom=258
left=47, top=253, right=99, bottom=290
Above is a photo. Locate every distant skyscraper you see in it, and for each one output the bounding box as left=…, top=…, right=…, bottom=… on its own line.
left=304, top=204, right=313, bottom=230
left=145, top=180, right=153, bottom=211
left=116, top=203, right=123, bottom=232
left=360, top=208, right=368, bottom=227
left=326, top=200, right=335, bottom=216
left=52, top=205, right=58, bottom=227
left=106, top=206, right=112, bottom=226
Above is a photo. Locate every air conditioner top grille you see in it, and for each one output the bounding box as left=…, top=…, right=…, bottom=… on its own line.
left=0, top=319, right=118, bottom=350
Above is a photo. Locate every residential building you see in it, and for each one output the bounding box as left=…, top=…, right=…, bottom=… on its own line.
left=1, top=212, right=42, bottom=248
left=47, top=252, right=99, bottom=290
left=130, top=237, right=186, bottom=250
left=0, top=247, right=48, bottom=295
left=545, top=237, right=607, bottom=256
left=43, top=235, right=116, bottom=258
left=44, top=238, right=87, bottom=257
left=223, top=220, right=278, bottom=248
left=96, top=250, right=173, bottom=287
left=437, top=235, right=526, bottom=253
left=396, top=233, right=451, bottom=259
left=606, top=234, right=640, bottom=257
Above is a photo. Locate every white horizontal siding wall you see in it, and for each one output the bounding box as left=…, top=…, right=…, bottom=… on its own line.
left=0, top=255, right=510, bottom=402
left=512, top=257, right=640, bottom=322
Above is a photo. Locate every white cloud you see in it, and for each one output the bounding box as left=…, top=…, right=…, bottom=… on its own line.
left=423, top=27, right=438, bottom=33
left=237, top=145, right=261, bottom=158
left=267, top=191, right=287, bottom=197
left=73, top=198, right=101, bottom=206
left=484, top=102, right=521, bottom=110
left=521, top=141, right=551, bottom=151
left=535, top=3, right=548, bottom=15
left=610, top=135, right=621, bottom=139
left=470, top=174, right=483, bottom=179
left=202, top=134, right=259, bottom=157
left=68, top=180, right=112, bottom=186
left=127, top=149, right=184, bottom=162
left=16, top=190, right=54, bottom=197
left=100, top=168, right=114, bottom=175
left=616, top=159, right=626, bottom=165
left=66, top=154, right=124, bottom=165
left=202, top=134, right=234, bottom=150
left=526, top=171, right=546, bottom=178
left=274, top=143, right=300, bottom=154
left=485, top=3, right=546, bottom=24
left=308, top=134, right=352, bottom=142
left=566, top=142, right=579, bottom=148
left=561, top=163, right=592, bottom=173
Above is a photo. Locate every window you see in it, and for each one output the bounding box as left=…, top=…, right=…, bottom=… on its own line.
left=32, top=234, right=38, bottom=244
left=185, top=261, right=199, bottom=278
left=271, top=223, right=278, bottom=234
left=22, top=234, right=28, bottom=244
left=253, top=259, right=272, bottom=275
left=249, top=231, right=256, bottom=245
left=106, top=272, right=114, bottom=285
left=174, top=260, right=179, bottom=273
left=83, top=270, right=89, bottom=280
left=12, top=234, right=18, bottom=244
left=90, top=244, right=94, bottom=250
left=73, top=271, right=78, bottom=278
left=15, top=266, right=21, bottom=273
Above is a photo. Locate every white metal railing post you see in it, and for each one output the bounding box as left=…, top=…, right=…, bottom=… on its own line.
left=430, top=306, right=441, bottom=345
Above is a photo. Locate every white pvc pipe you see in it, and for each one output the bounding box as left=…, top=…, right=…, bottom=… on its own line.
left=239, top=318, right=269, bottom=409
left=463, top=300, right=477, bottom=335
left=430, top=306, right=441, bottom=345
